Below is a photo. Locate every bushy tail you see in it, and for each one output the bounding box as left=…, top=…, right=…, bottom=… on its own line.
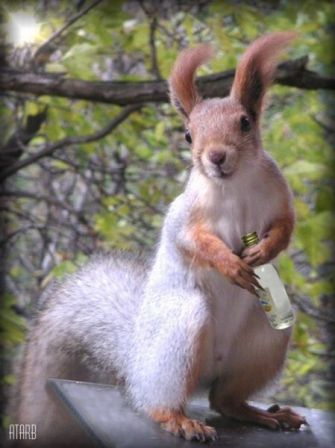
left=10, top=252, right=148, bottom=446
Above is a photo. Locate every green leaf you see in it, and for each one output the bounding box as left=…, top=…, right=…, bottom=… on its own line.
left=51, top=260, right=77, bottom=278
left=284, top=160, right=325, bottom=179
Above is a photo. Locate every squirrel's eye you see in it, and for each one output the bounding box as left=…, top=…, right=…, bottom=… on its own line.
left=185, top=129, right=192, bottom=144
left=240, top=115, right=251, bottom=132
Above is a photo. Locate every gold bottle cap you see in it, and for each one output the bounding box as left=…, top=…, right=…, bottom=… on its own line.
left=242, top=231, right=259, bottom=247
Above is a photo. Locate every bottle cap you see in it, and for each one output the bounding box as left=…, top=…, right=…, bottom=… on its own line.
left=242, top=231, right=259, bottom=247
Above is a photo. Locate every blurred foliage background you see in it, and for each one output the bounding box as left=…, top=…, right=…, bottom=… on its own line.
left=0, top=0, right=334, bottom=426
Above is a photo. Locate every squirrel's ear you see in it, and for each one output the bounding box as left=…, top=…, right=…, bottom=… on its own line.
left=230, top=32, right=296, bottom=121
left=169, top=44, right=213, bottom=118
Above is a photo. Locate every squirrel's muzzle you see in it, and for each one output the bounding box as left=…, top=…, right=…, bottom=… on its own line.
left=208, top=150, right=227, bottom=167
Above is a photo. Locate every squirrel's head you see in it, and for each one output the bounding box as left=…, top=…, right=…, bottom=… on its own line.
left=169, top=32, right=296, bottom=182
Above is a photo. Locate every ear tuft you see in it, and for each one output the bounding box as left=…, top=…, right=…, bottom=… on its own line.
left=230, top=32, right=297, bottom=120
left=169, top=44, right=213, bottom=117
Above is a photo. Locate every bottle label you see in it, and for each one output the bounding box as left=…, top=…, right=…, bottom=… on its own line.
left=258, top=287, right=277, bottom=324
left=257, top=287, right=295, bottom=329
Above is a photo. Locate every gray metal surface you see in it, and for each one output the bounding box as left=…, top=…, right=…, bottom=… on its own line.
left=48, top=378, right=335, bottom=448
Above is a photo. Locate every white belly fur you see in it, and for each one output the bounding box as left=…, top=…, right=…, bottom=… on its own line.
left=193, top=174, right=284, bottom=385
left=195, top=267, right=258, bottom=385
left=160, top=164, right=291, bottom=388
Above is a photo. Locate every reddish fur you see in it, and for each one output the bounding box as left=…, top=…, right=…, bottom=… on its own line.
left=242, top=202, right=295, bottom=266
left=180, top=210, right=260, bottom=295
left=169, top=44, right=213, bottom=116
left=149, top=408, right=216, bottom=441
left=188, top=225, right=236, bottom=275
left=150, top=408, right=184, bottom=423
left=263, top=208, right=295, bottom=258
left=182, top=211, right=231, bottom=269
left=147, top=307, right=210, bottom=438
left=219, top=402, right=306, bottom=430
left=148, top=312, right=212, bottom=440
left=230, top=32, right=297, bottom=119
left=166, top=32, right=303, bottom=436
left=210, top=329, right=290, bottom=409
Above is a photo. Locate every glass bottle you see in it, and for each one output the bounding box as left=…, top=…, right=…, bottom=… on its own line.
left=242, top=231, right=295, bottom=330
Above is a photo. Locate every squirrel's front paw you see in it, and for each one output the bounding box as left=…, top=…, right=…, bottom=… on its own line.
left=220, top=253, right=262, bottom=296
left=150, top=409, right=217, bottom=442
left=241, top=240, right=272, bottom=266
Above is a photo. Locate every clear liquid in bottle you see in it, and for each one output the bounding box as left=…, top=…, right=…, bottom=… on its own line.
left=242, top=232, right=295, bottom=330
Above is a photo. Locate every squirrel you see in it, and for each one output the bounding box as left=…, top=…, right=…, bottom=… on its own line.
left=11, top=32, right=307, bottom=446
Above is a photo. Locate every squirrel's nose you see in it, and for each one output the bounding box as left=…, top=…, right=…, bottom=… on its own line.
left=209, top=150, right=226, bottom=166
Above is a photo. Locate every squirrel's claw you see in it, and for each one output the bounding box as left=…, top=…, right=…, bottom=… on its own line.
left=159, top=414, right=217, bottom=443
left=241, top=241, right=272, bottom=267
left=230, top=258, right=264, bottom=295
left=219, top=402, right=307, bottom=431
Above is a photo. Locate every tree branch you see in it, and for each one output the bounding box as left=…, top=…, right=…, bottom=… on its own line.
left=288, top=286, right=335, bottom=324
left=0, top=190, right=93, bottom=227
left=0, top=108, right=47, bottom=171
left=148, top=16, right=162, bottom=79
left=0, top=225, right=37, bottom=248
left=0, top=104, right=141, bottom=181
left=139, top=0, right=162, bottom=79
left=1, top=57, right=334, bottom=106
left=32, top=0, right=104, bottom=68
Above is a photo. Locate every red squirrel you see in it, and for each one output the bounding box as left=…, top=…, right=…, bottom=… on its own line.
left=14, top=32, right=306, bottom=445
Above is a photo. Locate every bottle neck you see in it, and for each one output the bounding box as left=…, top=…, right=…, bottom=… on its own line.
left=241, top=231, right=259, bottom=248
